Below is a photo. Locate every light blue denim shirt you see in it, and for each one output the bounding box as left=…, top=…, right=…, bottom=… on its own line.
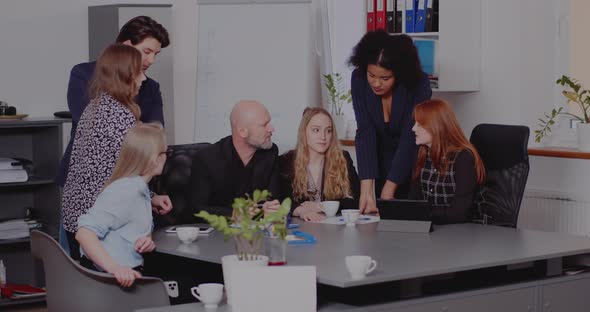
left=78, top=176, right=153, bottom=268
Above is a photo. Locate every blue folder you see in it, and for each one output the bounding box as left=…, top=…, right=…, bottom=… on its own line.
left=405, top=0, right=415, bottom=33
left=414, top=0, right=427, bottom=32
left=414, top=39, right=435, bottom=75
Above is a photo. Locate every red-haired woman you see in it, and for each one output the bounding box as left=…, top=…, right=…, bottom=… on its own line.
left=409, top=99, right=485, bottom=224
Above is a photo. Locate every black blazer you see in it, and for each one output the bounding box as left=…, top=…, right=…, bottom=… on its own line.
left=190, top=136, right=280, bottom=217
left=351, top=68, right=432, bottom=185
left=278, top=150, right=360, bottom=212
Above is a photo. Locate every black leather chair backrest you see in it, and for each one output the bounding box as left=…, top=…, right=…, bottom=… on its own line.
left=150, top=143, right=210, bottom=227
left=470, top=124, right=530, bottom=227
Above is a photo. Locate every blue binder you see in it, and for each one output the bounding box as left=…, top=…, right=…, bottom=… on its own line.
left=405, top=0, right=415, bottom=33
left=414, top=39, right=435, bottom=75
left=414, top=0, right=427, bottom=32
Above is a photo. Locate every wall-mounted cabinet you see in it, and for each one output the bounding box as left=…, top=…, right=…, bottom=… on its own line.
left=374, top=0, right=481, bottom=92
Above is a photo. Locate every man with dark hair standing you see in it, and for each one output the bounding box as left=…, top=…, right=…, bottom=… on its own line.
left=57, top=16, right=172, bottom=254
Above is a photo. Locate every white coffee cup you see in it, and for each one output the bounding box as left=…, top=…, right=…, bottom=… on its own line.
left=321, top=201, right=340, bottom=217
left=177, top=226, right=199, bottom=244
left=341, top=209, right=360, bottom=226
left=345, top=255, right=377, bottom=280
left=191, top=283, right=224, bottom=309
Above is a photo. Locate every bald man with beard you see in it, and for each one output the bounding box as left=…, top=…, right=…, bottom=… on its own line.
left=189, top=100, right=281, bottom=217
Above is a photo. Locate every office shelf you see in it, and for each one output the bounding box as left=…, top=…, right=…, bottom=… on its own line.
left=376, top=0, right=481, bottom=91
left=0, top=177, right=55, bottom=187
left=0, top=296, right=46, bottom=308
left=0, top=117, right=69, bottom=307
left=0, top=237, right=30, bottom=245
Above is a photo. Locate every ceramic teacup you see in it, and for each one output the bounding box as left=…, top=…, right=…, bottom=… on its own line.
left=341, top=209, right=360, bottom=226
left=177, top=226, right=199, bottom=244
left=345, top=255, right=377, bottom=280
left=191, top=283, right=224, bottom=309
left=320, top=201, right=340, bottom=217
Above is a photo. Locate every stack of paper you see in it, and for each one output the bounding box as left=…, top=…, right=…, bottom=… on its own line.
left=0, top=219, right=29, bottom=240
left=0, top=158, right=28, bottom=183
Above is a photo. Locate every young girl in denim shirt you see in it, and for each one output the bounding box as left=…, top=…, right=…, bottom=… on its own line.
left=76, top=122, right=167, bottom=287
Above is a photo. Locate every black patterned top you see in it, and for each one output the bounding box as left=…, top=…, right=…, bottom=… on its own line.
left=61, top=93, right=136, bottom=233
left=409, top=149, right=478, bottom=224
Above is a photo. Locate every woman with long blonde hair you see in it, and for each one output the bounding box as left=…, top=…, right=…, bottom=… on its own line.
left=409, top=99, right=485, bottom=224
left=61, top=43, right=155, bottom=260
left=279, top=107, right=360, bottom=221
left=76, top=122, right=167, bottom=287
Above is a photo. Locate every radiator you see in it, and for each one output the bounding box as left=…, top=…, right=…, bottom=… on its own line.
left=518, top=189, right=590, bottom=236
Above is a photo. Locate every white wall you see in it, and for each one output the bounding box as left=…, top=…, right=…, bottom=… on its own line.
left=0, top=0, right=198, bottom=144
left=441, top=0, right=590, bottom=199
left=327, top=0, right=590, bottom=199
left=1, top=0, right=589, bottom=199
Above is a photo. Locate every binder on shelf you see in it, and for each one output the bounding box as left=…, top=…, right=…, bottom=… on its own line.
left=424, top=0, right=434, bottom=32
left=386, top=0, right=395, bottom=33
left=367, top=0, right=376, bottom=32
left=432, top=0, right=439, bottom=32
left=395, top=0, right=404, bottom=33
left=414, top=39, right=436, bottom=76
left=415, top=0, right=427, bottom=33
left=375, top=0, right=386, bottom=31
left=405, top=0, right=415, bottom=33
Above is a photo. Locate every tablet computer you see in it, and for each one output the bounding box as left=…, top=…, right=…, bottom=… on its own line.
left=376, top=199, right=432, bottom=221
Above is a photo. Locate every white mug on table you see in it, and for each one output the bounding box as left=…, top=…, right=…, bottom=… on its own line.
left=191, top=283, right=224, bottom=309
left=341, top=209, right=360, bottom=226
left=345, top=255, right=377, bottom=280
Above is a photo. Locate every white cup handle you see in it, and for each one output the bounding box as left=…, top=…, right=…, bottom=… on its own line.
left=366, top=260, right=377, bottom=274
left=190, top=286, right=201, bottom=301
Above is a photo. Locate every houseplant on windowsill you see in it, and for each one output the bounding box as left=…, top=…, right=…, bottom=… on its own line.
left=195, top=190, right=291, bottom=306
left=535, top=75, right=590, bottom=151
left=323, top=73, right=352, bottom=138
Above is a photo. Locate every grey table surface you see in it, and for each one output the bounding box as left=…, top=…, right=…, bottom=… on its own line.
left=153, top=221, right=590, bottom=288
left=136, top=302, right=354, bottom=312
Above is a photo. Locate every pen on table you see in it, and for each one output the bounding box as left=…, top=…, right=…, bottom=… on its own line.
left=339, top=217, right=371, bottom=221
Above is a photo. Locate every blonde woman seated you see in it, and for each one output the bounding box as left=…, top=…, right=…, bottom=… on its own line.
left=279, top=107, right=360, bottom=221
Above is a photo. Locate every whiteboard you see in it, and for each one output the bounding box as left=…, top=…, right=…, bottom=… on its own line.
left=194, top=0, right=321, bottom=152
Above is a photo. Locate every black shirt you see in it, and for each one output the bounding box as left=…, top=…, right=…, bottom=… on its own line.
left=190, top=135, right=280, bottom=217
left=409, top=149, right=478, bottom=224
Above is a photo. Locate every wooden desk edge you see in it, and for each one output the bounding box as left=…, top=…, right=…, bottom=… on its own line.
left=341, top=139, right=590, bottom=160
left=528, top=147, right=590, bottom=160
left=340, top=139, right=355, bottom=147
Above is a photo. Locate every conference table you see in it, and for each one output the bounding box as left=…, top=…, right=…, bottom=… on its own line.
left=139, top=220, right=590, bottom=311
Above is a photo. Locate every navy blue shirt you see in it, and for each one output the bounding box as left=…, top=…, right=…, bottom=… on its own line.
left=56, top=61, right=165, bottom=186
left=351, top=68, right=432, bottom=187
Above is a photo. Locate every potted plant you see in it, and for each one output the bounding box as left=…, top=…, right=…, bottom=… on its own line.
left=323, top=73, right=352, bottom=138
left=536, top=75, right=590, bottom=151
left=195, top=190, right=291, bottom=305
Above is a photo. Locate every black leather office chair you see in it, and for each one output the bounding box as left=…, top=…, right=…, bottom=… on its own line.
left=150, top=143, right=210, bottom=227
left=470, top=124, right=530, bottom=227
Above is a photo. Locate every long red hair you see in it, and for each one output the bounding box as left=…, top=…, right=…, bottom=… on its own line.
left=412, top=99, right=485, bottom=184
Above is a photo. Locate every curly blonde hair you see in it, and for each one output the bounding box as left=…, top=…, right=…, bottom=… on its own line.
left=292, top=107, right=351, bottom=201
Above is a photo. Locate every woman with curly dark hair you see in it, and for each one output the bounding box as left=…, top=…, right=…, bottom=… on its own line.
left=348, top=30, right=432, bottom=214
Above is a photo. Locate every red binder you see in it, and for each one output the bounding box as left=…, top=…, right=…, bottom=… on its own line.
left=375, top=0, right=387, bottom=31
left=367, top=0, right=376, bottom=32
